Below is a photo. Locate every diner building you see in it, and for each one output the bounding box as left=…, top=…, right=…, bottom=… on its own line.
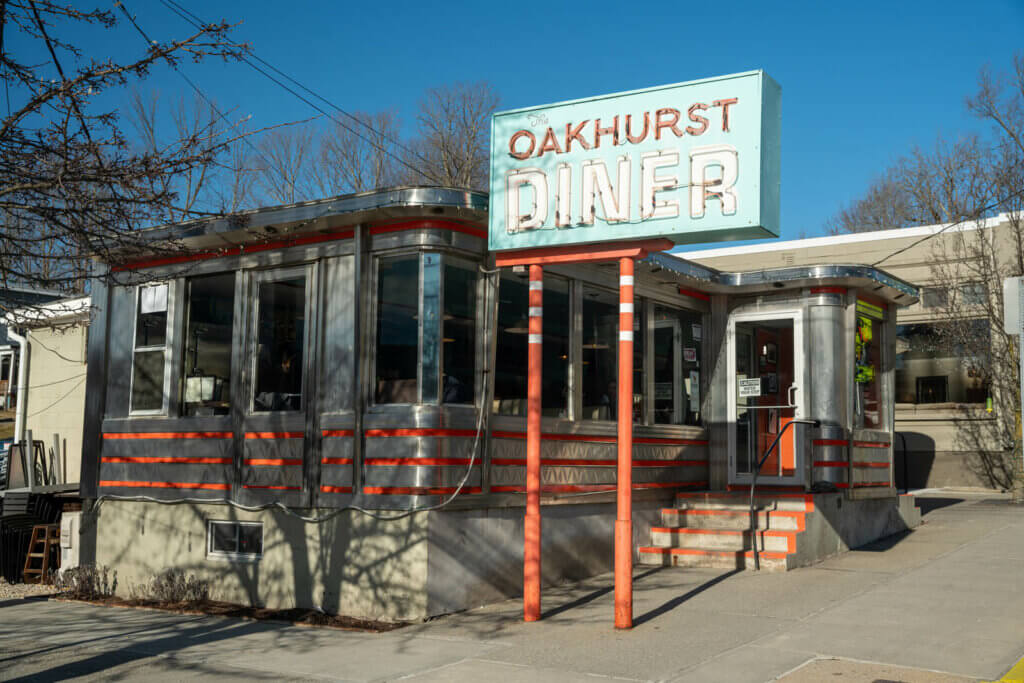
left=79, top=187, right=921, bottom=621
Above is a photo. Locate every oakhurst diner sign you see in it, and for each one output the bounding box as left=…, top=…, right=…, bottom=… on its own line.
left=488, top=70, right=780, bottom=251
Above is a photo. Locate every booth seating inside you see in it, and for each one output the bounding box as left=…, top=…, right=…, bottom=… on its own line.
left=80, top=187, right=922, bottom=618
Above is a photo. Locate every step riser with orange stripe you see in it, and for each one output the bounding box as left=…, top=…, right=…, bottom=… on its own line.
left=660, top=508, right=805, bottom=531
left=637, top=546, right=790, bottom=571
left=649, top=528, right=795, bottom=553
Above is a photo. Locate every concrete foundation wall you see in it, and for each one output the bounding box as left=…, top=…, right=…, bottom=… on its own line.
left=793, top=494, right=921, bottom=568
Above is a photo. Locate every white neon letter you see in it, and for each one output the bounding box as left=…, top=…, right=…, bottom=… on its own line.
left=689, top=144, right=738, bottom=218
left=555, top=163, right=572, bottom=228
left=580, top=157, right=631, bottom=225
left=640, top=150, right=679, bottom=220
left=506, top=168, right=549, bottom=232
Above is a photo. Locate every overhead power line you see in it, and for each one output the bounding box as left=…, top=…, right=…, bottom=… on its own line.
left=157, top=0, right=440, bottom=186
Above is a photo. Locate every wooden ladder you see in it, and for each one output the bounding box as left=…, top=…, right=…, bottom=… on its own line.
left=22, top=524, right=60, bottom=584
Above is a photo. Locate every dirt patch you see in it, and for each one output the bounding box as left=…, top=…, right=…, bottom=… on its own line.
left=53, top=594, right=407, bottom=632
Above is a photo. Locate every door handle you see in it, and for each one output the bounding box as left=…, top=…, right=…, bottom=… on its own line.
left=787, top=384, right=798, bottom=408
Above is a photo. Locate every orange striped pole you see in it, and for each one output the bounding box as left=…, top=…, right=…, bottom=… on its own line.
left=615, top=256, right=634, bottom=629
left=524, top=264, right=543, bottom=621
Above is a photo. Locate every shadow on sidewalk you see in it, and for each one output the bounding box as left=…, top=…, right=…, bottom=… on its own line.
left=541, top=567, right=664, bottom=620
left=633, top=568, right=742, bottom=627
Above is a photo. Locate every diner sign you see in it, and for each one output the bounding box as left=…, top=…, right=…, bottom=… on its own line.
left=488, top=70, right=780, bottom=251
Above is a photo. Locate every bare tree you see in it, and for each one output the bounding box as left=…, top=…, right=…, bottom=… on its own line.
left=256, top=124, right=318, bottom=205
left=313, top=111, right=404, bottom=195
left=0, top=1, right=250, bottom=294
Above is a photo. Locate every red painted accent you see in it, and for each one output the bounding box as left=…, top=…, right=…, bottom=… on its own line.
left=320, top=485, right=353, bottom=493
left=811, top=287, right=847, bottom=295
left=853, top=462, right=890, bottom=468
left=677, top=287, right=711, bottom=301
left=368, top=218, right=486, bottom=240
left=495, top=239, right=674, bottom=267
left=321, top=457, right=354, bottom=465
left=491, top=481, right=707, bottom=494
left=491, top=430, right=707, bottom=446
left=245, top=432, right=304, bottom=440
left=244, top=458, right=302, bottom=466
left=365, top=457, right=477, bottom=466
left=101, top=456, right=231, bottom=465
left=725, top=484, right=805, bottom=492
left=853, top=441, right=890, bottom=448
left=813, top=439, right=848, bottom=447
left=491, top=457, right=705, bottom=467
left=638, top=547, right=788, bottom=560
left=812, top=461, right=848, bottom=468
left=243, top=485, right=301, bottom=491
left=103, top=431, right=232, bottom=440
left=363, top=486, right=483, bottom=495
left=835, top=482, right=891, bottom=488
left=364, top=428, right=478, bottom=438
left=322, top=429, right=354, bottom=438
left=99, top=480, right=228, bottom=491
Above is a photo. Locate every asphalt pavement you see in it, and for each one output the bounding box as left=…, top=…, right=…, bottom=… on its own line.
left=1, top=491, right=1023, bottom=682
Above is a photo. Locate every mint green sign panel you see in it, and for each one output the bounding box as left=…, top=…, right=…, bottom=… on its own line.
left=488, top=70, right=780, bottom=252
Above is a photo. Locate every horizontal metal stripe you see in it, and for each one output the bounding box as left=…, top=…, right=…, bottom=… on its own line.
left=321, top=457, right=354, bottom=465
left=852, top=441, right=890, bottom=448
left=835, top=482, right=891, bottom=488
left=362, top=486, right=482, bottom=495
left=101, top=456, right=231, bottom=465
left=813, top=439, right=848, bottom=447
left=369, top=218, right=486, bottom=239
left=245, top=432, right=304, bottom=439
left=242, top=485, right=302, bottom=491
left=103, top=432, right=232, bottom=440
left=491, top=458, right=706, bottom=467
left=320, top=485, right=353, bottom=493
left=676, top=287, right=710, bottom=301
left=491, top=481, right=707, bottom=493
left=365, top=457, right=478, bottom=466
left=244, top=458, right=303, bottom=466
left=490, top=430, right=707, bottom=446
left=810, top=286, right=847, bottom=294
left=99, top=480, right=229, bottom=491
left=812, top=461, right=847, bottom=468
left=852, top=462, right=890, bottom=468
left=364, top=428, right=478, bottom=438
left=322, top=429, right=354, bottom=438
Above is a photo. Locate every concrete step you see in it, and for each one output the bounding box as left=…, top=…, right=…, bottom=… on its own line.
left=649, top=527, right=795, bottom=553
left=674, top=491, right=813, bottom=512
left=661, top=508, right=805, bottom=531
left=638, top=546, right=790, bottom=571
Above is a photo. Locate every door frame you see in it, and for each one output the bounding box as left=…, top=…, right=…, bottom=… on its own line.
left=727, top=309, right=806, bottom=486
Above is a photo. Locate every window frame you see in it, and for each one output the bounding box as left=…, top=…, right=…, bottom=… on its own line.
left=129, top=282, right=173, bottom=416
left=440, top=254, right=481, bottom=406
left=206, top=520, right=263, bottom=562
left=180, top=272, right=238, bottom=417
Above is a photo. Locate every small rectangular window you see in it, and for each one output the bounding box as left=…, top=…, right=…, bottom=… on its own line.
left=183, top=274, right=235, bottom=416
left=959, top=283, right=986, bottom=307
left=131, top=283, right=169, bottom=413
left=921, top=287, right=947, bottom=309
left=207, top=521, right=263, bottom=560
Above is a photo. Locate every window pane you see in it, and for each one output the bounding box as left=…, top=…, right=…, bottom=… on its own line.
left=921, top=287, right=947, bottom=309
left=581, top=286, right=618, bottom=420
left=493, top=274, right=569, bottom=417
left=443, top=261, right=476, bottom=403
left=135, top=284, right=168, bottom=347
left=895, top=321, right=989, bottom=404
left=855, top=301, right=884, bottom=429
left=376, top=256, right=419, bottom=403
left=254, top=277, right=305, bottom=412
left=183, top=274, right=235, bottom=416
left=653, top=305, right=703, bottom=426
left=131, top=350, right=165, bottom=412
left=421, top=254, right=441, bottom=403
left=238, top=524, right=263, bottom=555
left=210, top=522, right=237, bottom=553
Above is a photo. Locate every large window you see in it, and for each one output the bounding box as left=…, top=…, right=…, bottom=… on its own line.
left=131, top=283, right=169, bottom=413
left=253, top=275, right=306, bottom=412
left=653, top=305, right=703, bottom=426
left=443, top=260, right=476, bottom=403
left=895, top=321, right=989, bottom=404
left=182, top=274, right=235, bottom=416
left=854, top=299, right=885, bottom=429
left=493, top=273, right=570, bottom=417
left=581, top=285, right=623, bottom=421
left=376, top=255, right=421, bottom=404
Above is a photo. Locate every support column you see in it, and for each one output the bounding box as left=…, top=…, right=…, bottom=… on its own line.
left=524, top=265, right=543, bottom=622
left=615, top=257, right=634, bottom=629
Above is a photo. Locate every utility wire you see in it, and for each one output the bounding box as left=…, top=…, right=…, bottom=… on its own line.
left=157, top=0, right=440, bottom=186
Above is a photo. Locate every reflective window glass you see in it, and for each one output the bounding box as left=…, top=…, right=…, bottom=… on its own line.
left=182, top=274, right=235, bottom=416
left=653, top=305, right=703, bottom=426
left=443, top=261, right=476, bottom=403
left=130, top=350, right=165, bottom=412
left=131, top=283, right=169, bottom=413
left=375, top=256, right=419, bottom=403
left=581, top=286, right=619, bottom=421
left=253, top=276, right=305, bottom=411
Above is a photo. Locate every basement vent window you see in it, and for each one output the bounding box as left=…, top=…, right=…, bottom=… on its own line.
left=207, top=521, right=263, bottom=561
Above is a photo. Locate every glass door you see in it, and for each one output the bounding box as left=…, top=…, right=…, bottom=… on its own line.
left=728, top=311, right=805, bottom=486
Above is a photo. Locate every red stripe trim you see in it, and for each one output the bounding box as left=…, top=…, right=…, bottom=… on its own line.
left=99, top=480, right=228, bottom=491
left=244, top=458, right=302, bottom=466
left=243, top=485, right=301, bottom=490
left=835, top=482, right=891, bottom=488
left=321, top=457, right=354, bottom=465
left=853, top=462, right=890, bottom=468
left=813, top=439, right=848, bottom=447
left=811, top=286, right=846, bottom=295
left=677, top=287, right=711, bottom=301
left=490, top=457, right=706, bottom=467
left=245, top=431, right=304, bottom=439
left=365, top=428, right=478, bottom=438
left=362, top=486, right=482, bottom=495
left=368, top=218, right=486, bottom=239
left=639, top=547, right=788, bottom=560
left=853, top=441, right=890, bottom=448
left=322, top=429, right=354, bottom=437
left=320, top=485, right=353, bottom=493
left=111, top=229, right=356, bottom=271
left=102, top=456, right=231, bottom=465
left=812, top=461, right=847, bottom=468
left=365, top=457, right=477, bottom=466
left=490, top=430, right=706, bottom=446
left=103, top=431, right=232, bottom=440
left=491, top=481, right=707, bottom=494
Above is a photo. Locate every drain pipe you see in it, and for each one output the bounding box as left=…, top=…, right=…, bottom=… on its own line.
left=7, top=327, right=28, bottom=445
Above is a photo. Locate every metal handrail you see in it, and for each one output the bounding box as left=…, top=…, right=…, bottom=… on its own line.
left=748, top=418, right=820, bottom=570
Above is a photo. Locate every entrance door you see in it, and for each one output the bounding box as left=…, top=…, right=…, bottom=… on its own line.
left=727, top=311, right=805, bottom=486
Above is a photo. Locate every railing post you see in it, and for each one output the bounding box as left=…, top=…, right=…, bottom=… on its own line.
left=615, top=257, right=634, bottom=629
left=524, top=265, right=543, bottom=621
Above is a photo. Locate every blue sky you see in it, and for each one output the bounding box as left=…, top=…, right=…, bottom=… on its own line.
left=12, top=0, right=1024, bottom=244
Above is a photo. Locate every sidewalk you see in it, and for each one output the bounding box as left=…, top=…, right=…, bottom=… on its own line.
left=1, top=492, right=1023, bottom=682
